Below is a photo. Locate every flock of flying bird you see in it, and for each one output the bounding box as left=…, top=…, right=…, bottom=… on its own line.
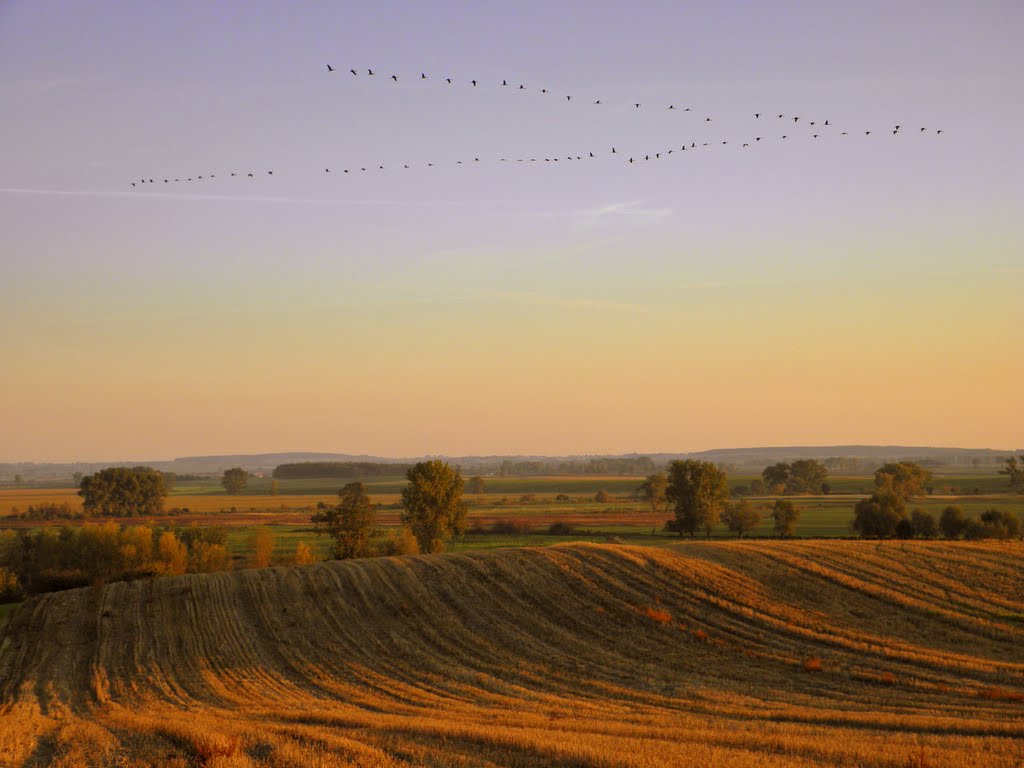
left=129, top=67, right=943, bottom=188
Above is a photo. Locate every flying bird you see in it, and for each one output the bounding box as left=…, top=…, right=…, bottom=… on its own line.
left=541, top=89, right=549, bottom=94
left=824, top=120, right=830, bottom=126
left=793, top=117, right=799, bottom=122
left=130, top=182, right=135, bottom=187
left=502, top=79, right=508, bottom=86
left=446, top=78, right=452, bottom=84
left=705, top=117, right=711, bottom=121
left=635, top=103, right=641, bottom=108
left=350, top=69, right=357, bottom=75
left=936, top=130, right=943, bottom=134
left=566, top=95, right=571, bottom=101
left=668, top=105, right=675, bottom=110
left=755, top=113, right=760, bottom=118
left=391, top=74, right=398, bottom=81
left=595, top=99, right=601, bottom=104
left=421, top=73, right=427, bottom=79
left=367, top=69, right=374, bottom=75
left=778, top=114, right=784, bottom=118
left=920, top=127, right=926, bottom=132
left=471, top=80, right=477, bottom=86
left=326, top=64, right=334, bottom=72
left=325, top=168, right=330, bottom=173
left=865, top=131, right=871, bottom=135
left=247, top=173, right=253, bottom=177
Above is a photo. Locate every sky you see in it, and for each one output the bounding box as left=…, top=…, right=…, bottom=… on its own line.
left=1, top=1, right=1022, bottom=462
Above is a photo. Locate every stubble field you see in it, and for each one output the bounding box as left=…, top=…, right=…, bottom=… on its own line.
left=1, top=540, right=1022, bottom=767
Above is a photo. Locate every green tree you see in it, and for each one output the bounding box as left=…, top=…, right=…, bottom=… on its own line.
left=400, top=461, right=467, bottom=553
left=771, top=499, right=800, bottom=537
left=78, top=466, right=167, bottom=517
left=938, top=505, right=966, bottom=539
left=466, top=476, right=487, bottom=494
left=786, top=460, right=828, bottom=494
left=665, top=460, right=729, bottom=538
left=721, top=500, right=761, bottom=537
left=221, top=467, right=248, bottom=495
left=761, top=463, right=790, bottom=493
left=312, top=482, right=377, bottom=559
left=910, top=509, right=938, bottom=539
left=852, top=492, right=906, bottom=538
left=874, top=462, right=933, bottom=500
left=999, top=456, right=1024, bottom=492
left=637, top=472, right=668, bottom=515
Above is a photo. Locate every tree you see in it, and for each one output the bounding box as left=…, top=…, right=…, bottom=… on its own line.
left=665, top=460, right=729, bottom=538
left=400, top=461, right=468, bottom=553
left=637, top=472, right=668, bottom=515
left=221, top=467, right=248, bottom=495
left=269, top=478, right=280, bottom=496
left=78, top=466, right=167, bottom=517
left=786, top=460, right=828, bottom=494
left=466, top=476, right=487, bottom=494
left=978, top=508, right=1021, bottom=539
left=293, top=541, right=317, bottom=565
left=852, top=492, right=906, bottom=538
left=312, top=482, right=377, bottom=559
left=721, top=500, right=761, bottom=537
left=761, top=463, right=790, bottom=493
left=771, top=499, right=800, bottom=537
left=250, top=526, right=276, bottom=568
left=939, top=505, right=966, bottom=539
left=1000, top=456, right=1024, bottom=492
left=874, top=462, right=933, bottom=500
left=594, top=489, right=613, bottom=503
left=910, top=509, right=938, bottom=539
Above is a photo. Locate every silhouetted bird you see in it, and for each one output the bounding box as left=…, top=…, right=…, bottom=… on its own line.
left=519, top=84, right=525, bottom=89
left=793, top=117, right=799, bottom=122
left=743, top=143, right=749, bottom=147
left=841, top=132, right=848, bottom=135
left=668, top=105, right=675, bottom=110
left=446, top=78, right=452, bottom=84
left=247, top=173, right=253, bottom=177
left=756, top=137, right=761, bottom=141
left=267, top=171, right=273, bottom=175
left=566, top=95, right=571, bottom=101
left=502, top=79, right=508, bottom=86
left=391, top=74, right=398, bottom=81
left=894, top=125, right=900, bottom=131
left=810, top=121, right=815, bottom=126
left=778, top=114, right=784, bottom=118
left=131, top=182, right=135, bottom=187
left=755, top=113, right=761, bottom=118
left=595, top=100, right=601, bottom=104
left=541, top=89, right=549, bottom=94
left=230, top=173, right=236, bottom=176
left=611, top=147, right=616, bottom=153
left=327, top=64, right=334, bottom=72
left=350, top=69, right=357, bottom=75
left=781, top=135, right=787, bottom=139
left=865, top=131, right=871, bottom=135
left=367, top=69, right=374, bottom=75
left=635, top=103, right=640, bottom=108
left=824, top=120, right=830, bottom=126
left=325, top=168, right=330, bottom=173
left=705, top=117, right=711, bottom=121
left=421, top=73, right=427, bottom=79
left=920, top=127, right=926, bottom=132
left=813, top=134, right=819, bottom=138
left=589, top=152, right=594, bottom=157
left=937, top=130, right=943, bottom=134
left=471, top=80, right=477, bottom=86
left=893, top=129, right=898, bottom=134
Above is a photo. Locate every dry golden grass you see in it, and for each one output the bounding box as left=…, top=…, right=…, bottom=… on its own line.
left=1, top=541, right=1023, bottom=767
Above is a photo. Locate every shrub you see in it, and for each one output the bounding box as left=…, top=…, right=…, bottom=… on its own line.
left=546, top=522, right=577, bottom=536
left=0, top=567, right=24, bottom=602
left=378, top=527, right=420, bottom=556
left=554, top=494, right=571, bottom=502
left=939, top=506, right=966, bottom=539
left=490, top=520, right=532, bottom=535
left=293, top=541, right=317, bottom=565
left=594, top=490, right=612, bottom=503
left=979, top=508, right=1021, bottom=539
left=771, top=499, right=800, bottom=537
left=910, top=509, right=938, bottom=539
left=852, top=492, right=905, bottom=538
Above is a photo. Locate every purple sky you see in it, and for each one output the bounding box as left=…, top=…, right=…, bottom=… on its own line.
left=1, top=1, right=1021, bottom=461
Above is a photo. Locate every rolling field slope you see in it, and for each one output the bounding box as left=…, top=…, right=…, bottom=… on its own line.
left=1, top=542, right=1023, bottom=767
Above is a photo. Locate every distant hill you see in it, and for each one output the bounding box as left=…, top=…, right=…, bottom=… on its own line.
left=1, top=445, right=1018, bottom=481
left=1, top=541, right=1022, bottom=766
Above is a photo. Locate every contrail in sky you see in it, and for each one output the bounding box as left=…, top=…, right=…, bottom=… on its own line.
left=0, top=187, right=474, bottom=208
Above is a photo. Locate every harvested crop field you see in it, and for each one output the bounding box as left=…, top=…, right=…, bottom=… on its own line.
left=1, top=541, right=1022, bottom=767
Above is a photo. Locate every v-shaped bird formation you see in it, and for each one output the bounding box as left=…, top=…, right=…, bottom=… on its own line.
left=129, top=66, right=943, bottom=188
